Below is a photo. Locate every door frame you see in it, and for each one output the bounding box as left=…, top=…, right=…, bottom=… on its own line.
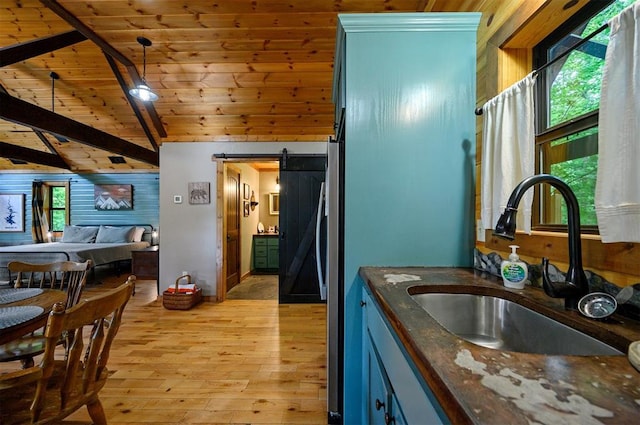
left=215, top=153, right=324, bottom=301
left=215, top=158, right=279, bottom=301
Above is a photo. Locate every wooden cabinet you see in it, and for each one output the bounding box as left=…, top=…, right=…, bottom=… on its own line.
left=363, top=284, right=446, bottom=425
left=252, top=234, right=278, bottom=274
left=131, top=246, right=159, bottom=280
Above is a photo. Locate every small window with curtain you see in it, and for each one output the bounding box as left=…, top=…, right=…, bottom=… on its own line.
left=532, top=0, right=637, bottom=232
left=46, top=182, right=69, bottom=235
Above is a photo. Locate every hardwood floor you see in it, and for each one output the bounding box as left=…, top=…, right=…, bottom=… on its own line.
left=3, top=271, right=328, bottom=424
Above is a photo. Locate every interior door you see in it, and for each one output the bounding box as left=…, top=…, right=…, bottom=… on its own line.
left=226, top=167, right=241, bottom=291
left=279, top=156, right=326, bottom=303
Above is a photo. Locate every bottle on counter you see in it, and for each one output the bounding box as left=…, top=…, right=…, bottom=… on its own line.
left=501, top=245, right=527, bottom=289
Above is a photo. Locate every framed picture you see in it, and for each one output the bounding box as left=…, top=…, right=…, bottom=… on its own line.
left=0, top=194, right=25, bottom=232
left=94, top=184, right=133, bottom=210
left=188, top=182, right=210, bottom=204
left=269, top=192, right=280, bottom=215
left=243, top=201, right=250, bottom=217
left=243, top=183, right=250, bottom=200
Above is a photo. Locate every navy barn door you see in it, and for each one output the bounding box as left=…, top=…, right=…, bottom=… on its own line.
left=278, top=156, right=326, bottom=303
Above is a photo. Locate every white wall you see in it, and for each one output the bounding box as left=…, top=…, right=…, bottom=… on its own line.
left=159, top=142, right=326, bottom=297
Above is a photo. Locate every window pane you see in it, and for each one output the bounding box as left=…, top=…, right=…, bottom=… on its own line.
left=539, top=128, right=598, bottom=226
left=51, top=210, right=66, bottom=231
left=544, top=0, right=636, bottom=129
left=51, top=186, right=66, bottom=208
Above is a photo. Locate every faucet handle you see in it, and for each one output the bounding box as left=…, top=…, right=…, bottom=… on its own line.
left=541, top=257, right=587, bottom=304
left=541, top=257, right=554, bottom=293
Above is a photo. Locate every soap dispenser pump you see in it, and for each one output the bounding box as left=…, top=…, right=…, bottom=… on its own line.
left=501, top=245, right=527, bottom=289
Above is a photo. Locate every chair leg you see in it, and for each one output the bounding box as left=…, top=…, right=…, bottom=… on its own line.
left=86, top=398, right=107, bottom=425
left=20, top=356, right=34, bottom=369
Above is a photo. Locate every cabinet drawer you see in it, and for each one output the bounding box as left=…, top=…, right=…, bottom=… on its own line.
left=255, top=246, right=267, bottom=257
left=266, top=237, right=279, bottom=247
left=254, top=257, right=268, bottom=268
left=254, top=237, right=267, bottom=247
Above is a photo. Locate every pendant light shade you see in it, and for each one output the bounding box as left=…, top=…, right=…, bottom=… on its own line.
left=129, top=83, right=158, bottom=102
left=129, top=36, right=158, bottom=102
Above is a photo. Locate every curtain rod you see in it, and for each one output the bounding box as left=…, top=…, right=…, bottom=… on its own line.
left=475, top=21, right=610, bottom=116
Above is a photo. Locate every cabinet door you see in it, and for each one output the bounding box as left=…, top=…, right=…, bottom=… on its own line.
left=267, top=245, right=279, bottom=268
left=367, top=333, right=392, bottom=425
left=364, top=287, right=446, bottom=425
left=391, top=393, right=408, bottom=425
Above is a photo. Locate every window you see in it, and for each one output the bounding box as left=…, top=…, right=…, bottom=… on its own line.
left=47, top=182, right=69, bottom=232
left=533, top=0, right=636, bottom=231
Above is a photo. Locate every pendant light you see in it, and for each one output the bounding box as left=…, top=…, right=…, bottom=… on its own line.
left=129, top=36, right=158, bottom=102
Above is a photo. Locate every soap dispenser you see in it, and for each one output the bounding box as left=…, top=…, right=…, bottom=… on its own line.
left=501, top=245, right=527, bottom=289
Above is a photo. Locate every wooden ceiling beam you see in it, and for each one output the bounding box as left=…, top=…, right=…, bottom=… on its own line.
left=34, top=130, right=60, bottom=154
left=0, top=92, right=158, bottom=166
left=104, top=53, right=158, bottom=152
left=39, top=0, right=167, bottom=138
left=0, top=141, right=70, bottom=170
left=0, top=30, right=87, bottom=67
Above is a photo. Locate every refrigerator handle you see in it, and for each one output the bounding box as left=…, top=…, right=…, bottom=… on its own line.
left=315, top=181, right=327, bottom=300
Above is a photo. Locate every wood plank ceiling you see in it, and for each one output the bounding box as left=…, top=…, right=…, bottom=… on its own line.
left=0, top=0, right=491, bottom=172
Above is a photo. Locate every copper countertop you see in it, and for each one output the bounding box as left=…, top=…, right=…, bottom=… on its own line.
left=359, top=267, right=640, bottom=425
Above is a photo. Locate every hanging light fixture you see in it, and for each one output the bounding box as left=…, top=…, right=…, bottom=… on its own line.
left=129, top=36, right=158, bottom=102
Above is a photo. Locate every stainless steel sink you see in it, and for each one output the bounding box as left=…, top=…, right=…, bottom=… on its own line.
left=410, top=292, right=623, bottom=356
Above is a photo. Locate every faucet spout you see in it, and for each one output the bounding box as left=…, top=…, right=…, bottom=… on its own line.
left=493, top=174, right=589, bottom=310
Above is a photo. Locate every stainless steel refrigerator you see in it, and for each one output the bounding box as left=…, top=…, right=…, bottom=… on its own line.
left=322, top=135, right=344, bottom=423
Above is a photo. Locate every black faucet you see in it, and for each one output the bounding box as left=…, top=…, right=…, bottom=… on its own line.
left=493, top=174, right=589, bottom=310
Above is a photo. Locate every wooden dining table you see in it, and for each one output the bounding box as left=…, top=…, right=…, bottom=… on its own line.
left=0, top=288, right=66, bottom=346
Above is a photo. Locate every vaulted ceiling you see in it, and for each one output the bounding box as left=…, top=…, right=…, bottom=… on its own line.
left=1, top=1, right=505, bottom=173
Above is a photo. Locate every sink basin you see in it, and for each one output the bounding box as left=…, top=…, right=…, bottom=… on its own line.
left=410, top=292, right=623, bottom=356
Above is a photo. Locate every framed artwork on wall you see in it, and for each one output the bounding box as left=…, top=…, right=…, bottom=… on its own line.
left=269, top=192, right=280, bottom=215
left=0, top=193, right=25, bottom=232
left=188, top=182, right=210, bottom=204
left=243, top=201, right=250, bottom=217
left=94, top=184, right=133, bottom=210
left=243, top=183, right=250, bottom=200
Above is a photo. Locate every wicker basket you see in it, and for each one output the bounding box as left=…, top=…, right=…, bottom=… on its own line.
left=162, top=274, right=202, bottom=310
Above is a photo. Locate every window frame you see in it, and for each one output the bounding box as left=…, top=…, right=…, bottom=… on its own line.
left=531, top=0, right=615, bottom=234
left=45, top=181, right=70, bottom=234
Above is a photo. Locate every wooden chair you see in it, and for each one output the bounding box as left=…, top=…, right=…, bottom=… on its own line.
left=9, top=260, right=93, bottom=309
left=0, top=276, right=135, bottom=425
left=0, top=260, right=92, bottom=367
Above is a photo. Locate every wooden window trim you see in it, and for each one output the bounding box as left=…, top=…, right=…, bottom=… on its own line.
left=44, top=181, right=70, bottom=235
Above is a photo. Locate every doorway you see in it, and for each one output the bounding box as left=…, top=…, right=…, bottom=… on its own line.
left=217, top=156, right=327, bottom=302
left=216, top=160, right=280, bottom=301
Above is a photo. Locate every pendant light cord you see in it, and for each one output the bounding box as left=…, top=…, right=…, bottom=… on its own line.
left=142, top=44, right=147, bottom=83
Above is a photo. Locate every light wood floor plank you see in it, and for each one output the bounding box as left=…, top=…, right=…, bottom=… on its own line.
left=1, top=274, right=327, bottom=424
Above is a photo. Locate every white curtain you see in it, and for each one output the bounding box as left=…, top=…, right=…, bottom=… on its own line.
left=481, top=73, right=536, bottom=233
left=596, top=2, right=640, bottom=243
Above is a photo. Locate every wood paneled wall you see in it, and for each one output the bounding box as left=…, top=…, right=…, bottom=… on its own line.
left=474, top=0, right=639, bottom=285
left=0, top=172, right=159, bottom=246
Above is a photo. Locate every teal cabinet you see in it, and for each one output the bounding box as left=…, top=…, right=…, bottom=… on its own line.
left=333, top=12, right=480, bottom=423
left=363, top=284, right=447, bottom=425
left=252, top=234, right=279, bottom=274
left=366, top=331, right=409, bottom=425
